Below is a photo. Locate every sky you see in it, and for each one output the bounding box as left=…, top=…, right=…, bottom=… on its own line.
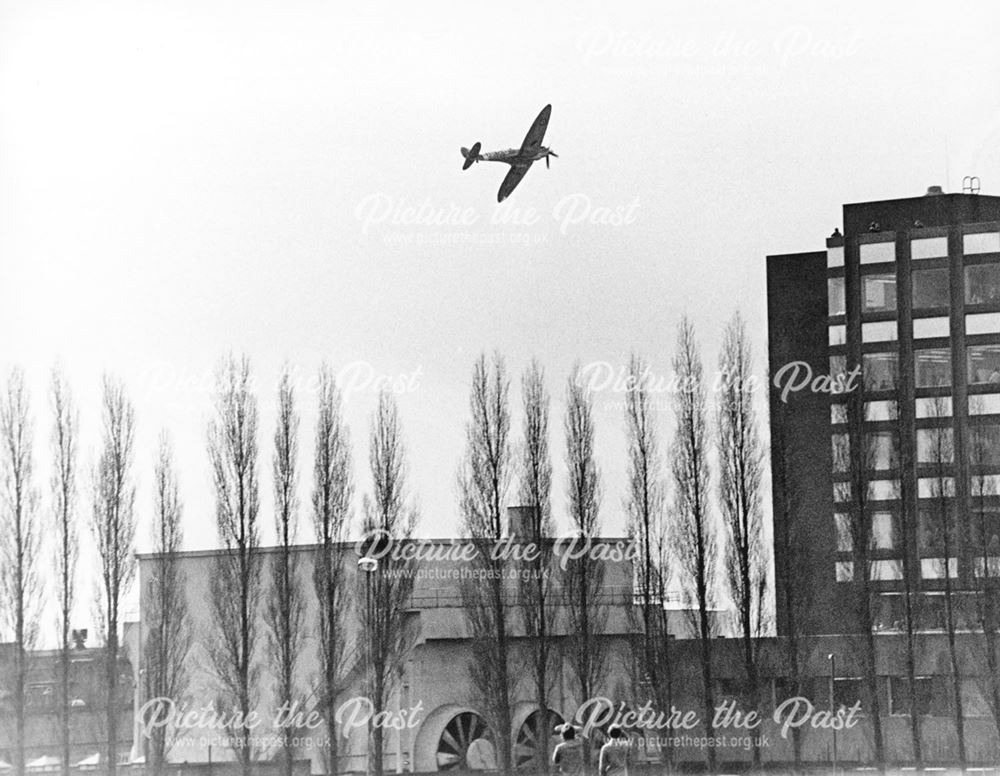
left=2, top=0, right=1000, bottom=632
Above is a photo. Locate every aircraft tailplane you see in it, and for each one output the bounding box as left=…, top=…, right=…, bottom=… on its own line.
left=461, top=141, right=482, bottom=170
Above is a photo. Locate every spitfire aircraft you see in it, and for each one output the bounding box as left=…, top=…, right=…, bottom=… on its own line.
left=460, top=104, right=557, bottom=202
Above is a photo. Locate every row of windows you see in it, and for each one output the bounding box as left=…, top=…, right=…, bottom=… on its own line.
left=832, top=429, right=1000, bottom=472
left=830, top=427, right=966, bottom=469
left=828, top=264, right=1000, bottom=316
left=833, top=478, right=961, bottom=502
left=830, top=398, right=962, bottom=422
left=829, top=313, right=1000, bottom=345
left=834, top=475, right=1000, bottom=500
left=832, top=509, right=1000, bottom=554
left=826, top=231, right=1000, bottom=268
left=836, top=557, right=1000, bottom=582
left=830, top=347, right=1000, bottom=390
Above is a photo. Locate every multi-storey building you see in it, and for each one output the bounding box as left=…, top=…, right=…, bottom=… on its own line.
left=768, top=185, right=1000, bottom=636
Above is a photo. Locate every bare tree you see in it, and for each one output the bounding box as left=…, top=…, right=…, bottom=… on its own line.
left=968, top=400, right=1000, bottom=747
left=311, top=364, right=354, bottom=775
left=90, top=375, right=137, bottom=776
left=623, top=354, right=673, bottom=768
left=769, top=397, right=811, bottom=772
left=516, top=360, right=556, bottom=773
left=887, top=391, right=924, bottom=762
left=715, top=312, right=767, bottom=768
left=671, top=318, right=718, bottom=773
left=50, top=370, right=78, bottom=776
left=924, top=397, right=965, bottom=765
left=207, top=355, right=262, bottom=776
left=358, top=390, right=417, bottom=776
left=265, top=368, right=305, bottom=776
left=564, top=364, right=608, bottom=773
left=457, top=352, right=515, bottom=776
left=833, top=368, right=886, bottom=769
left=143, top=432, right=191, bottom=775
left=1, top=368, right=42, bottom=776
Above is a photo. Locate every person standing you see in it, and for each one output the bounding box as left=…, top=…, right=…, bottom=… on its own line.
left=552, top=724, right=585, bottom=776
left=598, top=725, right=631, bottom=776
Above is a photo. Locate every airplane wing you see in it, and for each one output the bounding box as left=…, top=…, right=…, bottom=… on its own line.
left=497, top=163, right=532, bottom=203
left=519, top=104, right=551, bottom=155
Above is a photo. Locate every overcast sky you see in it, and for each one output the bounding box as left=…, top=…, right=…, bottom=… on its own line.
left=2, top=0, right=1000, bottom=619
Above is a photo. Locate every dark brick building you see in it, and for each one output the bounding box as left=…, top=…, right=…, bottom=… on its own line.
left=768, top=186, right=1000, bottom=637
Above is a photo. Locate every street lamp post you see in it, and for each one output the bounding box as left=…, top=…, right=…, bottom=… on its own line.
left=828, top=653, right=837, bottom=776
left=359, top=557, right=379, bottom=776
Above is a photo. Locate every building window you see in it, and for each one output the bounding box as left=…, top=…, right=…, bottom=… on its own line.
left=921, top=558, right=958, bottom=579
left=829, top=277, right=846, bottom=316
left=868, top=480, right=898, bottom=500
left=968, top=344, right=1000, bottom=385
left=911, top=236, right=948, bottom=260
left=968, top=424, right=1000, bottom=465
left=865, top=400, right=895, bottom=421
left=914, top=348, right=951, bottom=387
left=829, top=324, right=847, bottom=346
left=974, top=556, right=1000, bottom=578
left=971, top=474, right=1000, bottom=497
left=831, top=403, right=848, bottom=424
left=835, top=513, right=852, bottom=552
left=889, top=676, right=936, bottom=716
left=913, top=316, right=950, bottom=339
left=917, top=427, right=954, bottom=464
left=832, top=433, right=850, bottom=472
left=862, top=274, right=897, bottom=312
left=862, top=320, right=897, bottom=342
left=919, top=595, right=950, bottom=631
left=833, top=678, right=865, bottom=711
left=916, top=396, right=952, bottom=418
left=870, top=432, right=896, bottom=470
left=860, top=242, right=896, bottom=264
left=964, top=232, right=1000, bottom=255
left=863, top=353, right=897, bottom=391
left=969, top=394, right=1000, bottom=415
left=870, top=559, right=903, bottom=581
left=918, top=508, right=957, bottom=553
left=967, top=312, right=1000, bottom=336
left=833, top=482, right=851, bottom=502
left=835, top=561, right=854, bottom=582
left=874, top=594, right=904, bottom=631
left=872, top=512, right=895, bottom=549
left=827, top=245, right=845, bottom=268
left=912, top=268, right=950, bottom=309
left=965, top=264, right=1000, bottom=305
left=918, top=477, right=954, bottom=498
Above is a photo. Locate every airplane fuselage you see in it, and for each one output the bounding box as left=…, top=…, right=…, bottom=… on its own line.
left=480, top=146, right=552, bottom=165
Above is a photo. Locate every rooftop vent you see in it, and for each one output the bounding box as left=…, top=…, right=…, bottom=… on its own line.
left=926, top=185, right=945, bottom=196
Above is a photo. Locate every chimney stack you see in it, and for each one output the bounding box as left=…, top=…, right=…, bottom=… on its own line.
left=506, top=505, right=538, bottom=543
left=71, top=629, right=87, bottom=650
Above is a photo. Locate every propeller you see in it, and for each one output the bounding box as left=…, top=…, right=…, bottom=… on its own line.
left=545, top=150, right=558, bottom=169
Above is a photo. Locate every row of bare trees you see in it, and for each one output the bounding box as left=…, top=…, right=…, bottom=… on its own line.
left=1, top=322, right=767, bottom=776
left=203, top=356, right=420, bottom=776
left=808, top=364, right=1000, bottom=769
left=452, top=311, right=767, bottom=775
left=0, top=370, right=144, bottom=776
left=622, top=313, right=767, bottom=773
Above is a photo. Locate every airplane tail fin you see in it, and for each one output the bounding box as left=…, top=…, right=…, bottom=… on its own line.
left=461, top=142, right=482, bottom=170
